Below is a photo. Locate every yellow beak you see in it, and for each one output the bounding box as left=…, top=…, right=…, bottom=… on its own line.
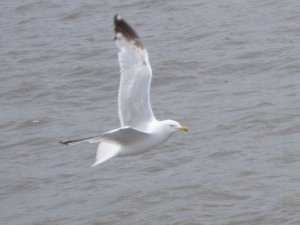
left=179, top=126, right=189, bottom=132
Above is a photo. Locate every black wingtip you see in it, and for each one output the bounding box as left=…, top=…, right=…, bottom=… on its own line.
left=114, top=14, right=121, bottom=22
left=114, top=14, right=143, bottom=47
left=59, top=140, right=70, bottom=146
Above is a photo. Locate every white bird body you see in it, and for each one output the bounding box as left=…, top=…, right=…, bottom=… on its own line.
left=60, top=15, right=188, bottom=166
left=118, top=120, right=178, bottom=156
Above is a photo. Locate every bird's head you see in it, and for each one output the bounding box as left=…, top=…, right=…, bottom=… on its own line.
left=160, top=119, right=189, bottom=134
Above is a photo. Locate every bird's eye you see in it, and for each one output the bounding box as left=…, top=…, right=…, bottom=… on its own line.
left=169, top=124, right=176, bottom=128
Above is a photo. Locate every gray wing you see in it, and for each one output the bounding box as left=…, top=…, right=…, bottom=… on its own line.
left=114, top=15, right=155, bottom=130
left=102, top=126, right=151, bottom=145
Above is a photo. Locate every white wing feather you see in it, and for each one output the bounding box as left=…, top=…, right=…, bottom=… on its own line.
left=114, top=15, right=155, bottom=130
left=92, top=141, right=120, bottom=167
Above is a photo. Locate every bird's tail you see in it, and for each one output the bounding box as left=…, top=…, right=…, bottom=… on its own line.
left=59, top=135, right=101, bottom=146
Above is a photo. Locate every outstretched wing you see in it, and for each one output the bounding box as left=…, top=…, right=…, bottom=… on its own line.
left=114, top=15, right=155, bottom=130
left=101, top=126, right=151, bottom=146
left=92, top=141, right=120, bottom=167
left=92, top=126, right=151, bottom=167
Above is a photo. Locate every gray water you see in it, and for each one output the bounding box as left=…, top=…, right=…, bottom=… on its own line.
left=1, top=1, right=300, bottom=224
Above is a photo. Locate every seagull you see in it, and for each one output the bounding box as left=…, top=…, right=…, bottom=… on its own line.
left=60, top=15, right=188, bottom=167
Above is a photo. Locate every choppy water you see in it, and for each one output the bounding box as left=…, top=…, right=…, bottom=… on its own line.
left=1, top=1, right=300, bottom=224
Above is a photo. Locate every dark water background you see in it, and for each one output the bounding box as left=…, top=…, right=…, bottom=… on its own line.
left=1, top=1, right=300, bottom=224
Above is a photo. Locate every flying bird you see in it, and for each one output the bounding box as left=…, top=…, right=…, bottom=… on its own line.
left=60, top=15, right=188, bottom=167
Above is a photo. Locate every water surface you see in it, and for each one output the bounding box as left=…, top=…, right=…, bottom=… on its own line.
left=1, top=1, right=300, bottom=224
